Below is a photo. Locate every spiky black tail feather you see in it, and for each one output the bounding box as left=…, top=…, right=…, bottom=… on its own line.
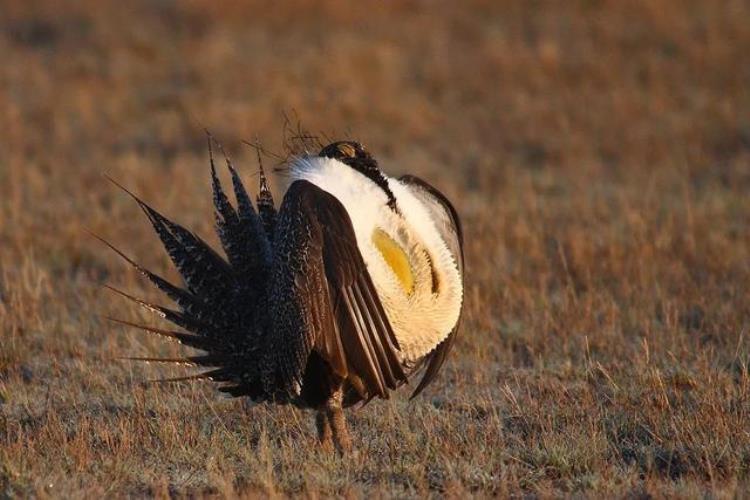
left=102, top=137, right=274, bottom=399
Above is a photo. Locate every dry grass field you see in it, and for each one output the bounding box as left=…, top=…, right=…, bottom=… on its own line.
left=1, top=0, right=749, bottom=497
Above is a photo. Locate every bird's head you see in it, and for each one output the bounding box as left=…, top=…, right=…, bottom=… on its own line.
left=319, top=141, right=377, bottom=172
left=317, top=141, right=398, bottom=211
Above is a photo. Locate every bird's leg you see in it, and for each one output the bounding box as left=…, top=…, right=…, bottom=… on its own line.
left=326, top=386, right=352, bottom=453
left=315, top=406, right=333, bottom=451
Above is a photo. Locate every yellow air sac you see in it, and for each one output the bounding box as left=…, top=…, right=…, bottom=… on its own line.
left=372, top=229, right=414, bottom=295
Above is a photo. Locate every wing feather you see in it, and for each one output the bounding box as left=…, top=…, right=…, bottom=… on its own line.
left=269, top=180, right=407, bottom=400
left=398, top=175, right=464, bottom=398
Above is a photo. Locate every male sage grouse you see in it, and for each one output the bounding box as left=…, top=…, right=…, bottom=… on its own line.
left=102, top=139, right=464, bottom=452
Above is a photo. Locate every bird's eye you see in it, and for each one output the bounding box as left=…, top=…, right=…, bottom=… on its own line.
left=337, top=143, right=357, bottom=158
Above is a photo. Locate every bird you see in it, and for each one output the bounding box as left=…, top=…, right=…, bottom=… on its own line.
left=100, top=137, right=464, bottom=452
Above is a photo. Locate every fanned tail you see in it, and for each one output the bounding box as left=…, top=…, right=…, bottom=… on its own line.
left=101, top=137, right=274, bottom=399
left=255, top=147, right=277, bottom=238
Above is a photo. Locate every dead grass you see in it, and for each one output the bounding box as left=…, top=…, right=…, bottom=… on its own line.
left=1, top=0, right=749, bottom=497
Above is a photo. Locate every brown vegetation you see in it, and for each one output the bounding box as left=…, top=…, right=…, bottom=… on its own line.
left=1, top=0, right=749, bottom=497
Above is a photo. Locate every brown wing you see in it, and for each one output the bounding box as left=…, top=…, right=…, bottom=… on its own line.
left=398, top=175, right=465, bottom=398
left=268, top=180, right=407, bottom=400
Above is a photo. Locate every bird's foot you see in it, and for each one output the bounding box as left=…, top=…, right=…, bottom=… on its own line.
left=325, top=388, right=353, bottom=455
left=329, top=406, right=352, bottom=454
left=316, top=407, right=334, bottom=452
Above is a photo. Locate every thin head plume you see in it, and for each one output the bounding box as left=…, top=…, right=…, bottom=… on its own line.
left=280, top=109, right=296, bottom=156
left=342, top=126, right=356, bottom=142
left=241, top=137, right=284, bottom=163
left=276, top=112, right=326, bottom=179
left=281, top=109, right=323, bottom=157
left=241, top=136, right=289, bottom=180
left=320, top=130, right=336, bottom=146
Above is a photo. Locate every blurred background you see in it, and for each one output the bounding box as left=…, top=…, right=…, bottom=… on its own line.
left=1, top=0, right=749, bottom=496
